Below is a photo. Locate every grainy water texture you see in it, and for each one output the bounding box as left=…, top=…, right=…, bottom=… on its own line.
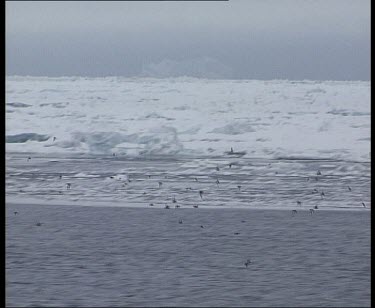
left=6, top=203, right=371, bottom=307
left=6, top=77, right=371, bottom=307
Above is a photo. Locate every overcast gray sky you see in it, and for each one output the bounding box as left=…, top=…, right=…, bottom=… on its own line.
left=6, top=0, right=370, bottom=80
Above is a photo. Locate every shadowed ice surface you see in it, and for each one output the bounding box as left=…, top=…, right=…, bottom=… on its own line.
left=6, top=203, right=370, bottom=307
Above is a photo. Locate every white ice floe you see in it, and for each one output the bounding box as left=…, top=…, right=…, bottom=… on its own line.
left=6, top=77, right=370, bottom=162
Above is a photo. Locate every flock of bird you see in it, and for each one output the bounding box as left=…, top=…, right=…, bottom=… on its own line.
left=15, top=148, right=369, bottom=268
left=23, top=148, right=369, bottom=215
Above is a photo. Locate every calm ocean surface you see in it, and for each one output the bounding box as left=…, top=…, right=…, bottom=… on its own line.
left=6, top=203, right=370, bottom=307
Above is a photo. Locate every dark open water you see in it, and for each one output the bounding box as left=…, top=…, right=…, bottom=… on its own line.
left=6, top=204, right=370, bottom=307
left=6, top=154, right=371, bottom=307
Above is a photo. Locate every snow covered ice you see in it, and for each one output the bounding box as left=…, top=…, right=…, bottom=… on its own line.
left=6, top=76, right=370, bottom=161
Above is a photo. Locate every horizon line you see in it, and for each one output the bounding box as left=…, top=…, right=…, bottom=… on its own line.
left=5, top=75, right=370, bottom=83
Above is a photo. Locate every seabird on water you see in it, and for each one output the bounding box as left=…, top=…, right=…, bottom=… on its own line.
left=199, top=190, right=204, bottom=199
